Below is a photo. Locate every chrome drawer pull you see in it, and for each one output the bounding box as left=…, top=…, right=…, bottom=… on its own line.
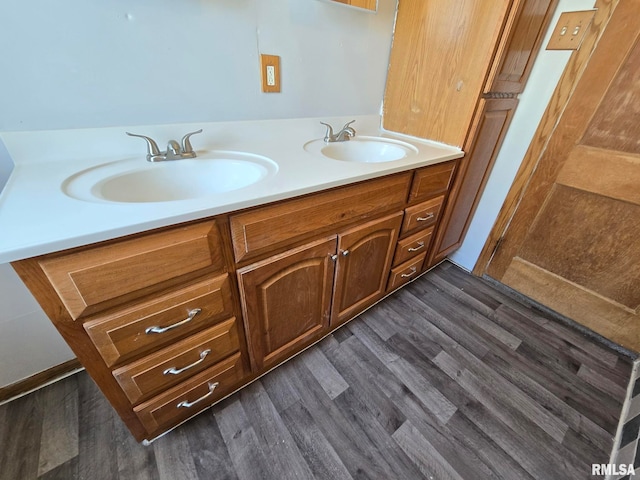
left=417, top=213, right=435, bottom=222
left=401, top=267, right=417, bottom=278
left=177, top=382, right=219, bottom=408
left=145, top=308, right=202, bottom=334
left=407, top=241, right=425, bottom=252
left=164, top=349, right=211, bottom=376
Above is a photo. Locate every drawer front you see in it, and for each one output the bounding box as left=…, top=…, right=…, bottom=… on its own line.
left=393, top=227, right=434, bottom=267
left=113, top=318, right=240, bottom=404
left=134, top=353, right=245, bottom=435
left=84, top=275, right=234, bottom=367
left=230, top=173, right=412, bottom=262
left=38, top=220, right=226, bottom=320
left=408, top=161, right=456, bottom=205
left=401, top=196, right=444, bottom=236
left=388, top=253, right=426, bottom=291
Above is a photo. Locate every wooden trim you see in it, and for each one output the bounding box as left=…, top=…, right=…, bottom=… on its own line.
left=0, top=358, right=82, bottom=404
left=472, top=0, right=620, bottom=277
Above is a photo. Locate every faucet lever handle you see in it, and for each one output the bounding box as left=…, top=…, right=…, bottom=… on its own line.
left=320, top=122, right=334, bottom=143
left=181, top=129, right=203, bottom=154
left=126, top=132, right=161, bottom=156
left=342, top=120, right=356, bottom=130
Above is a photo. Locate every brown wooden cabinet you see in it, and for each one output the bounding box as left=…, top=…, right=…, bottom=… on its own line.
left=12, top=219, right=249, bottom=442
left=331, top=213, right=402, bottom=326
left=13, top=161, right=457, bottom=442
left=383, top=0, right=558, bottom=267
left=236, top=237, right=337, bottom=372
left=430, top=97, right=519, bottom=264
left=237, top=212, right=402, bottom=370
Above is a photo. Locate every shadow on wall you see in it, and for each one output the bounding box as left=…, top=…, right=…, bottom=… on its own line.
left=0, top=140, right=13, bottom=193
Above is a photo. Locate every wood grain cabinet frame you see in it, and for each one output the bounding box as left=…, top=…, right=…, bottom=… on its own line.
left=112, top=318, right=241, bottom=404
left=12, top=161, right=459, bottom=442
left=383, top=0, right=558, bottom=268
left=37, top=221, right=227, bottom=320
left=237, top=237, right=337, bottom=372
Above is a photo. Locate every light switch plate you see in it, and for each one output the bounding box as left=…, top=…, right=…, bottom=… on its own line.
left=546, top=10, right=596, bottom=51
left=260, top=54, right=281, bottom=93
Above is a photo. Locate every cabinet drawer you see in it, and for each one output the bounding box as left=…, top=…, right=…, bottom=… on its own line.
left=408, top=162, right=456, bottom=205
left=401, top=196, right=444, bottom=235
left=387, top=253, right=426, bottom=291
left=113, top=318, right=240, bottom=404
left=134, top=353, right=245, bottom=434
left=84, top=275, right=234, bottom=367
left=38, top=220, right=226, bottom=320
left=393, top=227, right=434, bottom=267
left=230, top=173, right=411, bottom=262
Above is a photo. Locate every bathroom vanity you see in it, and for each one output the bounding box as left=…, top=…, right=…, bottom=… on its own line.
left=2, top=116, right=462, bottom=441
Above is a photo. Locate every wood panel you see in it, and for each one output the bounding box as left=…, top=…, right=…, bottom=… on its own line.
left=483, top=0, right=640, bottom=349
left=237, top=237, right=337, bottom=371
left=331, top=213, right=402, bottom=326
left=502, top=258, right=639, bottom=350
left=401, top=196, right=443, bottom=236
left=518, top=185, right=640, bottom=309
left=230, top=173, right=411, bottom=263
left=582, top=36, right=640, bottom=154
left=486, top=0, right=558, bottom=93
left=112, top=319, right=240, bottom=404
left=36, top=220, right=225, bottom=320
left=387, top=253, right=426, bottom=291
left=393, top=227, right=434, bottom=267
left=475, top=0, right=622, bottom=275
left=432, top=97, right=518, bottom=265
left=133, top=353, right=245, bottom=435
left=557, top=145, right=640, bottom=205
left=383, top=0, right=512, bottom=146
left=84, top=274, right=234, bottom=367
left=407, top=161, right=456, bottom=205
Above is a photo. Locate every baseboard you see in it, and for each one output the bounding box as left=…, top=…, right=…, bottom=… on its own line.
left=0, top=358, right=83, bottom=405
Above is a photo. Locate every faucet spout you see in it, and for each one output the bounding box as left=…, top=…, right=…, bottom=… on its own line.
left=320, top=120, right=356, bottom=143
left=127, top=129, right=202, bottom=162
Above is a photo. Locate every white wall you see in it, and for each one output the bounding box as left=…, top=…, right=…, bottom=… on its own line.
left=0, top=0, right=396, bottom=131
left=449, top=0, right=595, bottom=271
left=0, top=0, right=398, bottom=387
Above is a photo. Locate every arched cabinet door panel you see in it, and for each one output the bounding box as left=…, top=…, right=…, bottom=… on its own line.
left=331, top=212, right=403, bottom=326
left=237, top=236, right=337, bottom=371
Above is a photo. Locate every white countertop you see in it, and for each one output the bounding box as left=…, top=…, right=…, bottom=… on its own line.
left=0, top=115, right=462, bottom=263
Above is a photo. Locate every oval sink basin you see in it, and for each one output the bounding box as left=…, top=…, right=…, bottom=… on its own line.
left=63, top=151, right=278, bottom=203
left=304, top=136, right=418, bottom=163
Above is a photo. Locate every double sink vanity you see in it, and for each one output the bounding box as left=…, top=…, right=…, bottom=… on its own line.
left=0, top=114, right=463, bottom=442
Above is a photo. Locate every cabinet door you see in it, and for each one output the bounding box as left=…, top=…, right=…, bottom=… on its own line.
left=331, top=213, right=403, bottom=326
left=485, top=0, right=557, bottom=94
left=237, top=236, right=337, bottom=371
left=429, top=97, right=518, bottom=267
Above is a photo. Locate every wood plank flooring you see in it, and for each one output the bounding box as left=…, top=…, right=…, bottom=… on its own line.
left=0, top=262, right=632, bottom=480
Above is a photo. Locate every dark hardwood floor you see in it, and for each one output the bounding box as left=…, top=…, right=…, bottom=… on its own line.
left=0, top=262, right=632, bottom=480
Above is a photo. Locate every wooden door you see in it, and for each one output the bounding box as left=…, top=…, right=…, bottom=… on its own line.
left=331, top=213, right=403, bottom=326
left=483, top=1, right=640, bottom=350
left=237, top=236, right=337, bottom=371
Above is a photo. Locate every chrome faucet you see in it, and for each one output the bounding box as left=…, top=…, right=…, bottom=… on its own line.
left=126, top=129, right=203, bottom=162
left=320, top=120, right=356, bottom=143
